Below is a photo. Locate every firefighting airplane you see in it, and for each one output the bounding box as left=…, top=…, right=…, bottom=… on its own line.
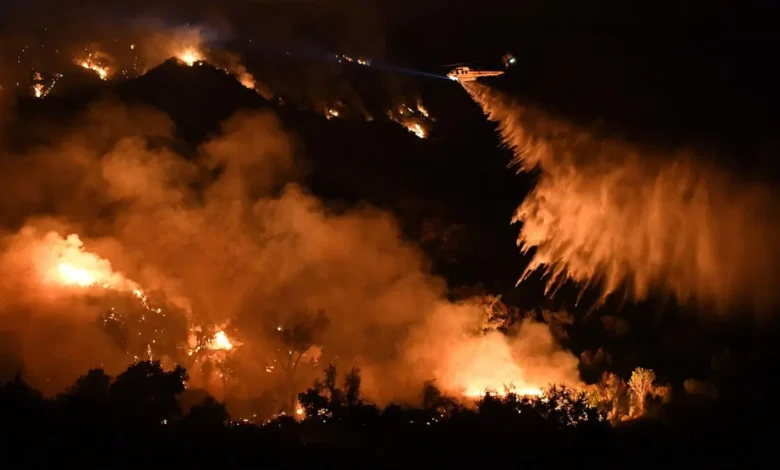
left=446, top=66, right=505, bottom=82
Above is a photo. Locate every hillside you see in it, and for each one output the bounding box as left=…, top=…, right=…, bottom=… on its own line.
left=3, top=55, right=774, bottom=395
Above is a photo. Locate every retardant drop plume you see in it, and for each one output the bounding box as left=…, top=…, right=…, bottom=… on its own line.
left=0, top=101, right=580, bottom=407
left=464, top=82, right=780, bottom=314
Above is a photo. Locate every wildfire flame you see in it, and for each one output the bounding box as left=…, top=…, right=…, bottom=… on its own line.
left=39, top=233, right=137, bottom=292
left=406, top=123, right=426, bottom=139
left=463, top=384, right=543, bottom=398
left=388, top=102, right=432, bottom=139
left=416, top=102, right=430, bottom=118
left=76, top=53, right=110, bottom=81
left=210, top=330, right=234, bottom=351
left=177, top=47, right=204, bottom=66
left=30, top=71, right=61, bottom=99
left=238, top=73, right=256, bottom=90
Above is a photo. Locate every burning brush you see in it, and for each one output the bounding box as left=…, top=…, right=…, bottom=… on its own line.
left=75, top=50, right=114, bottom=81
left=387, top=102, right=433, bottom=139
left=30, top=71, right=61, bottom=99
left=176, top=47, right=204, bottom=67
left=28, top=231, right=238, bottom=369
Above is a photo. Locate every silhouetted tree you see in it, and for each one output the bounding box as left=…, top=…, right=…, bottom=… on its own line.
left=109, top=361, right=188, bottom=428
left=322, top=360, right=344, bottom=409
left=298, top=380, right=329, bottom=419
left=344, top=365, right=361, bottom=408
left=183, top=396, right=229, bottom=429
left=542, top=385, right=604, bottom=427
left=298, top=360, right=344, bottom=420
left=57, top=369, right=113, bottom=430
left=421, top=379, right=456, bottom=413
left=66, top=368, right=112, bottom=400
left=0, top=370, right=45, bottom=426
left=273, top=310, right=329, bottom=412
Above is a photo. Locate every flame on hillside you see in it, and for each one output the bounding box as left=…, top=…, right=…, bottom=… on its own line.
left=76, top=51, right=112, bottom=81
left=30, top=71, right=60, bottom=99
left=388, top=102, right=432, bottom=139
left=210, top=330, right=235, bottom=351
left=36, top=232, right=138, bottom=292
left=0, top=102, right=582, bottom=411
left=407, top=123, right=426, bottom=139
left=20, top=230, right=237, bottom=369
left=177, top=47, right=204, bottom=66
left=238, top=73, right=256, bottom=90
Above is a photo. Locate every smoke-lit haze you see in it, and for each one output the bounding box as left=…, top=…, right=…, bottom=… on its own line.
left=465, top=82, right=780, bottom=313
left=0, top=97, right=579, bottom=405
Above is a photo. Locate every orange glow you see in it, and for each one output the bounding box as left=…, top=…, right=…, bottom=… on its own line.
left=388, top=101, right=432, bottom=139
left=406, top=123, right=426, bottom=139
left=57, top=262, right=101, bottom=287
left=210, top=330, right=234, bottom=351
left=37, top=233, right=137, bottom=291
left=416, top=102, right=430, bottom=118
left=30, top=72, right=61, bottom=99
left=445, top=334, right=549, bottom=399
left=238, top=73, right=255, bottom=90
left=463, top=384, right=543, bottom=398
left=76, top=53, right=110, bottom=80
left=177, top=47, right=203, bottom=66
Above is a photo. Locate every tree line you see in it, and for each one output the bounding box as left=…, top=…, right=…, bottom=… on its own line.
left=0, top=359, right=765, bottom=468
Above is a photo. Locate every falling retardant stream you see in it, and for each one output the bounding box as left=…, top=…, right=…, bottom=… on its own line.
left=462, top=81, right=780, bottom=315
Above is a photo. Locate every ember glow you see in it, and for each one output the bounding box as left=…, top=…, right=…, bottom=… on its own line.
left=464, top=82, right=780, bottom=311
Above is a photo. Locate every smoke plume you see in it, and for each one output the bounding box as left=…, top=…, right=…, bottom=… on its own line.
left=465, top=82, right=780, bottom=314
left=0, top=99, right=579, bottom=405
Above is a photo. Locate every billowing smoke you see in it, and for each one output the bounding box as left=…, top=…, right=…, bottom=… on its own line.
left=0, top=100, right=580, bottom=406
left=465, top=82, right=780, bottom=313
